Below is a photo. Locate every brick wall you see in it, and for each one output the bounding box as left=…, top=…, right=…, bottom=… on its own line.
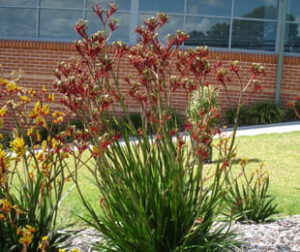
left=1, top=40, right=300, bottom=130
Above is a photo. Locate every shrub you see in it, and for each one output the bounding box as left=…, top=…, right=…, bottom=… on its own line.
left=224, top=160, right=278, bottom=223
left=0, top=77, right=73, bottom=251
left=223, top=102, right=285, bottom=126
left=187, top=86, right=218, bottom=162
left=54, top=4, right=266, bottom=251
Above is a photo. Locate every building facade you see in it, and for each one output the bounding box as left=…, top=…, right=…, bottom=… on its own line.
left=0, top=0, right=300, bottom=126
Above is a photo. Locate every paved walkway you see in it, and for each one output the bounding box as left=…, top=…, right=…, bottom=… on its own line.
left=224, top=120, right=300, bottom=136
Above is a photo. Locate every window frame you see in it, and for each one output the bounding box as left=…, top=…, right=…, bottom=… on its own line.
left=1, top=0, right=300, bottom=55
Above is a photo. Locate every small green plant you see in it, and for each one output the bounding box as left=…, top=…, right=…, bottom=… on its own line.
left=187, top=86, right=219, bottom=162
left=225, top=160, right=278, bottom=223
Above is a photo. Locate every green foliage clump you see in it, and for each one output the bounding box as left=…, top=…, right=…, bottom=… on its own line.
left=225, top=160, right=278, bottom=223
left=223, top=102, right=286, bottom=126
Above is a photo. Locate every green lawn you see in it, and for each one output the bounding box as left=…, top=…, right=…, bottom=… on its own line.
left=57, top=131, right=300, bottom=227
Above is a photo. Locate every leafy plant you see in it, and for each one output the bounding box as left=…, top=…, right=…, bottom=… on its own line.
left=223, top=102, right=285, bottom=126
left=225, top=160, right=278, bottom=223
left=0, top=76, right=74, bottom=251
left=251, top=102, right=285, bottom=124
left=54, top=4, right=266, bottom=251
left=187, top=86, right=219, bottom=162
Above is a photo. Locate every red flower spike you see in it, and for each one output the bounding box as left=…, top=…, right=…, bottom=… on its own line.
left=184, top=122, right=192, bottom=130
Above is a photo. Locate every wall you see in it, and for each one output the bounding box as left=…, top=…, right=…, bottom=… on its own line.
left=1, top=40, right=300, bottom=130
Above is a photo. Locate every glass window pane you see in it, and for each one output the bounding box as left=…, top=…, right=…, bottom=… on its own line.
left=186, top=0, right=231, bottom=17
left=232, top=20, right=277, bottom=51
left=40, top=0, right=83, bottom=9
left=0, top=8, right=36, bottom=37
left=286, top=0, right=300, bottom=22
left=138, top=14, right=183, bottom=43
left=87, top=11, right=130, bottom=42
left=0, top=0, right=36, bottom=7
left=234, top=0, right=278, bottom=19
left=184, top=17, right=229, bottom=47
left=39, top=9, right=82, bottom=39
left=86, top=0, right=131, bottom=11
left=139, top=0, right=183, bottom=13
left=285, top=23, right=300, bottom=53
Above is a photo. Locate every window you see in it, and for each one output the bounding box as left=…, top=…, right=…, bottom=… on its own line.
left=1, top=0, right=299, bottom=54
left=231, top=0, right=278, bottom=51
left=285, top=0, right=300, bottom=53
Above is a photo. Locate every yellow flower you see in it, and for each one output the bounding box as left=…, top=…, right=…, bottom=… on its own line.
left=27, top=127, right=34, bottom=137
left=37, top=130, right=41, bottom=142
left=42, top=86, right=47, bottom=93
left=19, top=228, right=33, bottom=246
left=17, top=226, right=22, bottom=235
left=20, top=95, right=31, bottom=103
left=11, top=137, right=26, bottom=157
left=59, top=249, right=66, bottom=252
left=0, top=118, right=3, bottom=129
left=1, top=198, right=12, bottom=213
left=0, top=78, right=8, bottom=86
left=71, top=248, right=81, bottom=252
left=239, top=158, right=248, bottom=166
left=6, top=81, right=18, bottom=92
left=36, top=116, right=46, bottom=127
left=0, top=148, right=10, bottom=177
left=25, top=225, right=35, bottom=233
left=52, top=138, right=57, bottom=149
left=28, top=88, right=36, bottom=96
left=42, top=140, right=47, bottom=153
left=48, top=94, right=55, bottom=102
left=61, top=152, right=69, bottom=159
left=92, top=145, right=99, bottom=156
left=0, top=107, right=7, bottom=117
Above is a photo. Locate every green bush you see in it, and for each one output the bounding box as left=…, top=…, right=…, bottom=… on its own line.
left=223, top=102, right=286, bottom=126
left=224, top=160, right=278, bottom=223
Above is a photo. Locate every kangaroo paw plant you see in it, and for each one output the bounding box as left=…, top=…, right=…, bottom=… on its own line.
left=53, top=3, right=267, bottom=252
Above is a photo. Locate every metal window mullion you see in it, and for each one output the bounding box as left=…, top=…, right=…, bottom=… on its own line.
left=275, top=0, right=283, bottom=53
left=129, top=0, right=139, bottom=44
left=228, top=0, right=234, bottom=50
left=83, top=0, right=86, bottom=19
left=36, top=0, right=40, bottom=39
left=183, top=0, right=187, bottom=46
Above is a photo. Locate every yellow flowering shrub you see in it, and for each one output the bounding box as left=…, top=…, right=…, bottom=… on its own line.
left=0, top=73, right=74, bottom=251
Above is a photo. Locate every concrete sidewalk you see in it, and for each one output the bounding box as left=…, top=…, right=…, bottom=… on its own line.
left=224, top=120, right=300, bottom=136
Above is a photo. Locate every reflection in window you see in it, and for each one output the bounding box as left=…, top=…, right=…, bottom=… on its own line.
left=86, top=0, right=131, bottom=10
left=285, top=23, right=300, bottom=53
left=139, top=0, right=183, bottom=13
left=0, top=8, right=36, bottom=37
left=232, top=20, right=277, bottom=51
left=0, top=0, right=35, bottom=7
left=184, top=17, right=230, bottom=47
left=286, top=0, right=300, bottom=22
left=234, top=0, right=278, bottom=19
left=87, top=11, right=130, bottom=42
left=39, top=9, right=82, bottom=39
left=138, top=14, right=183, bottom=43
left=186, top=0, right=231, bottom=17
left=40, top=0, right=83, bottom=9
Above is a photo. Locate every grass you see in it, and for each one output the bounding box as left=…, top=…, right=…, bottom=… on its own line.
left=56, top=131, right=300, bottom=227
